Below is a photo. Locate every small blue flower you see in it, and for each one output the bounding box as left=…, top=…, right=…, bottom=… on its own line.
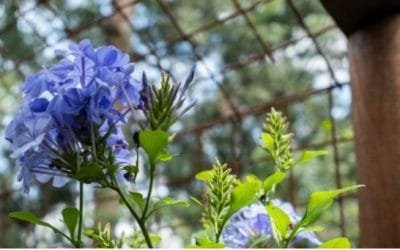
left=222, top=200, right=321, bottom=248
left=29, top=98, right=49, bottom=113
left=8, top=113, right=53, bottom=159
left=222, top=203, right=274, bottom=248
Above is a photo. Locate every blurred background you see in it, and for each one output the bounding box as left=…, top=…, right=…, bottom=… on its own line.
left=0, top=0, right=356, bottom=247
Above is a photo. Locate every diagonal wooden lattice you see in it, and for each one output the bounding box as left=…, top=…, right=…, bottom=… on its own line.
left=0, top=0, right=353, bottom=240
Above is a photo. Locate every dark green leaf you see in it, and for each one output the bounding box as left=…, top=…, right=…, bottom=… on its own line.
left=128, top=192, right=145, bottom=210
left=9, top=211, right=69, bottom=240
left=74, top=163, right=104, bottom=183
left=139, top=130, right=169, bottom=163
left=62, top=207, right=79, bottom=240
left=319, top=237, right=351, bottom=248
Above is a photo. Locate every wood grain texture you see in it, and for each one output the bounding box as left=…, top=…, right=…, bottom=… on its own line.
left=349, top=15, right=400, bottom=247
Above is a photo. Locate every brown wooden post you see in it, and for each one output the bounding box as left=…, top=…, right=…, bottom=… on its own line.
left=349, top=15, right=400, bottom=247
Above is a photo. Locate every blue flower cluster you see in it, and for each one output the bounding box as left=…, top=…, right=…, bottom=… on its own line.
left=222, top=200, right=321, bottom=248
left=6, top=40, right=144, bottom=193
left=222, top=203, right=273, bottom=248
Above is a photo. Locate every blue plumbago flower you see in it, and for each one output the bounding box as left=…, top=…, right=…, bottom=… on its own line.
left=222, top=200, right=321, bottom=248
left=6, top=39, right=145, bottom=193
left=222, top=202, right=274, bottom=248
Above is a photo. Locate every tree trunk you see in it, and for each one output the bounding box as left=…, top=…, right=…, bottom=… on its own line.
left=349, top=15, right=400, bottom=247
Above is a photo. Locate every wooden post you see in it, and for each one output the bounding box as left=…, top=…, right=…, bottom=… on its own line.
left=349, top=15, right=400, bottom=247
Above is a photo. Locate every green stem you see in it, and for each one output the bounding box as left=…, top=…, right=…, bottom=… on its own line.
left=283, top=222, right=302, bottom=248
left=113, top=185, right=153, bottom=248
left=142, top=161, right=156, bottom=221
left=216, top=216, right=230, bottom=244
left=215, top=227, right=223, bottom=244
left=77, top=181, right=84, bottom=247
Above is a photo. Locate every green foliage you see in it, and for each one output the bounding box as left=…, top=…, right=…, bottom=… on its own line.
left=261, top=108, right=294, bottom=171
left=85, top=222, right=124, bottom=248
left=319, top=237, right=351, bottom=248
left=195, top=170, right=214, bottom=182
left=143, top=74, right=191, bottom=131
left=297, top=150, right=328, bottom=165
left=159, top=197, right=190, bottom=207
left=74, top=162, right=105, bottom=183
left=139, top=130, right=170, bottom=164
left=259, top=109, right=362, bottom=248
left=193, top=109, right=362, bottom=248
left=128, top=192, right=145, bottom=211
left=62, top=207, right=79, bottom=241
left=9, top=211, right=75, bottom=246
left=127, top=230, right=161, bottom=248
left=279, top=185, right=363, bottom=247
left=226, top=175, right=262, bottom=218
left=199, top=161, right=235, bottom=243
left=263, top=171, right=287, bottom=195
left=145, top=197, right=189, bottom=220
left=300, top=185, right=364, bottom=228
left=266, top=204, right=291, bottom=244
left=190, top=229, right=226, bottom=248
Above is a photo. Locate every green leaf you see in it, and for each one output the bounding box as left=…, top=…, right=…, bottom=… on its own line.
left=192, top=241, right=225, bottom=248
left=297, top=225, right=325, bottom=233
left=190, top=196, right=203, bottom=206
left=319, top=237, right=351, bottom=248
left=266, top=204, right=290, bottom=242
left=297, top=150, right=328, bottom=164
left=140, top=130, right=169, bottom=163
left=128, top=192, right=145, bottom=210
left=160, top=197, right=189, bottom=207
left=301, top=185, right=364, bottom=227
left=9, top=211, right=69, bottom=240
left=84, top=229, right=95, bottom=237
left=74, top=163, right=104, bottom=183
left=195, top=170, right=213, bottom=182
left=263, top=171, right=286, bottom=193
left=227, top=176, right=262, bottom=217
left=246, top=174, right=262, bottom=184
left=150, top=235, right=161, bottom=245
left=62, top=207, right=79, bottom=240
left=191, top=230, right=225, bottom=248
left=261, top=132, right=274, bottom=152
left=158, top=151, right=174, bottom=162
left=146, top=197, right=189, bottom=219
